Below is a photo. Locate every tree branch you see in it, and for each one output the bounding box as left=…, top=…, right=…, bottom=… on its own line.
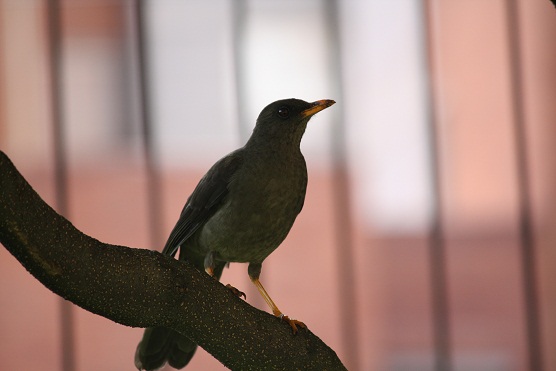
left=0, top=151, right=346, bottom=370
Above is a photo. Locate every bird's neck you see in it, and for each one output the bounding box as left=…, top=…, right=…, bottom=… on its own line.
left=244, top=124, right=307, bottom=154
left=244, top=137, right=302, bottom=158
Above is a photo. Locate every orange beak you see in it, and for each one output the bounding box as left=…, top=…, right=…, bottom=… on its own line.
left=300, top=99, right=336, bottom=118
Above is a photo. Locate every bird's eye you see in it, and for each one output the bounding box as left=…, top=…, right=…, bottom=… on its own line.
left=277, top=106, right=290, bottom=118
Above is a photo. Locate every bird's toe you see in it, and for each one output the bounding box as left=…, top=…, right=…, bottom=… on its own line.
left=280, top=314, right=306, bottom=334
left=225, top=284, right=246, bottom=300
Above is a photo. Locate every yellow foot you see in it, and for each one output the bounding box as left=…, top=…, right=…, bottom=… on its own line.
left=225, top=284, right=246, bottom=299
left=280, top=314, right=306, bottom=334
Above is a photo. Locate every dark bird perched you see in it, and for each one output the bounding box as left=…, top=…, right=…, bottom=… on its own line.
left=135, top=98, right=335, bottom=370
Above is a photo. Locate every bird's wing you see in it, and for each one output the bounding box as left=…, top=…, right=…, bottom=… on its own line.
left=161, top=151, right=243, bottom=257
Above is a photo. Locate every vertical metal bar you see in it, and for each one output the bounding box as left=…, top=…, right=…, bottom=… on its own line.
left=422, top=1, right=452, bottom=370
left=323, top=1, right=360, bottom=370
left=505, top=1, right=543, bottom=370
left=0, top=4, right=5, bottom=144
left=46, top=1, right=76, bottom=371
left=230, top=0, right=264, bottom=307
left=231, top=0, right=250, bottom=143
left=133, top=0, right=164, bottom=249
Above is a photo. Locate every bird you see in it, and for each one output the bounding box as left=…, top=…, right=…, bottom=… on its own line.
left=134, top=98, right=335, bottom=370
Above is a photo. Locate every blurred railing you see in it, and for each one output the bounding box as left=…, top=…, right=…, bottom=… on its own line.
left=1, top=1, right=555, bottom=370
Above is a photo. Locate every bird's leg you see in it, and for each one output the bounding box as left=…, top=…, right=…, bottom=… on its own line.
left=248, top=263, right=306, bottom=334
left=204, top=251, right=217, bottom=277
left=204, top=251, right=245, bottom=299
left=204, top=266, right=214, bottom=277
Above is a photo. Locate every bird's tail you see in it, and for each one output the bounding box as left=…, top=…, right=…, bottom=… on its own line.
left=135, top=248, right=227, bottom=370
left=135, top=327, right=197, bottom=371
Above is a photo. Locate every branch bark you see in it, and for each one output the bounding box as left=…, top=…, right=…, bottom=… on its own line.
left=0, top=151, right=346, bottom=370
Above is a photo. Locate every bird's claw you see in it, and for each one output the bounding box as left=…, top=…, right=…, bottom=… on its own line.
left=279, top=314, right=306, bottom=334
left=225, top=284, right=246, bottom=300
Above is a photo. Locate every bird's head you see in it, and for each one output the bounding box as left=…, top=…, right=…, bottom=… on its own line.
left=247, top=98, right=335, bottom=150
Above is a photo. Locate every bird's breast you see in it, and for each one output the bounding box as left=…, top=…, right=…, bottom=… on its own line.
left=199, top=154, right=307, bottom=263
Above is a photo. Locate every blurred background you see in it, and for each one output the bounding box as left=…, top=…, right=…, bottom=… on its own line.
left=1, top=0, right=556, bottom=370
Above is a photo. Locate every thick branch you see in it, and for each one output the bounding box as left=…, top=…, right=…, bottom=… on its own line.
left=0, top=151, right=346, bottom=370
